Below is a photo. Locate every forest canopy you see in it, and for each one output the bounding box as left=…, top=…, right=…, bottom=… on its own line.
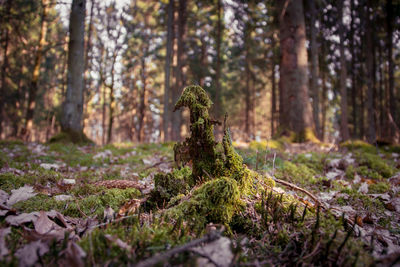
left=0, top=0, right=399, bottom=144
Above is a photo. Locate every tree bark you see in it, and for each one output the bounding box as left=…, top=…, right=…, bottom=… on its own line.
left=163, top=0, right=174, bottom=142
left=270, top=40, right=277, bottom=137
left=214, top=0, right=222, bottom=121
left=366, top=0, right=375, bottom=143
left=171, top=0, right=187, bottom=141
left=309, top=0, right=320, bottom=139
left=386, top=0, right=397, bottom=141
left=24, top=0, right=48, bottom=140
left=0, top=0, right=11, bottom=138
left=278, top=0, right=314, bottom=141
left=61, top=0, right=86, bottom=139
left=138, top=57, right=147, bottom=142
left=350, top=0, right=357, bottom=138
left=338, top=0, right=350, bottom=142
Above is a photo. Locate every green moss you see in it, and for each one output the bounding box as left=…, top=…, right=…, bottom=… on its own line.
left=275, top=161, right=316, bottom=186
left=355, top=152, right=394, bottom=178
left=49, top=130, right=93, bottom=144
left=356, top=166, right=381, bottom=180
left=340, top=140, right=377, bottom=154
left=345, top=165, right=355, bottom=180
left=147, top=167, right=192, bottom=209
left=14, top=188, right=140, bottom=219
left=293, top=153, right=326, bottom=173
left=368, top=182, right=390, bottom=194
left=48, top=143, right=95, bottom=167
left=165, top=177, right=241, bottom=231
left=249, top=140, right=284, bottom=151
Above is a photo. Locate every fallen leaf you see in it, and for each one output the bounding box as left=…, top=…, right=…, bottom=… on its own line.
left=6, top=212, right=39, bottom=226
left=62, top=179, right=76, bottom=185
left=358, top=182, right=369, bottom=194
left=15, top=241, right=49, bottom=267
left=65, top=242, right=86, bottom=267
left=104, top=207, right=115, bottom=223
left=192, top=236, right=234, bottom=267
left=6, top=185, right=37, bottom=206
left=54, top=194, right=73, bottom=201
left=0, top=227, right=11, bottom=259
left=40, top=163, right=60, bottom=170
left=118, top=199, right=141, bottom=216
left=34, top=211, right=56, bottom=235
left=0, top=190, right=9, bottom=204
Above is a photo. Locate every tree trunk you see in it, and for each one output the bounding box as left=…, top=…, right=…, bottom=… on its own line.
left=366, top=0, right=375, bottom=143
left=278, top=0, right=314, bottom=141
left=83, top=0, right=95, bottom=129
left=24, top=0, right=48, bottom=140
left=309, top=0, right=320, bottom=139
left=321, top=66, right=327, bottom=142
left=245, top=50, right=251, bottom=139
left=61, top=0, right=86, bottom=140
left=214, top=0, right=222, bottom=121
left=0, top=0, right=11, bottom=138
left=350, top=0, right=357, bottom=137
left=171, top=0, right=187, bottom=141
left=386, top=0, right=397, bottom=141
left=163, top=0, right=174, bottom=142
left=338, top=0, right=350, bottom=142
left=138, top=57, right=147, bottom=142
left=270, top=42, right=277, bottom=137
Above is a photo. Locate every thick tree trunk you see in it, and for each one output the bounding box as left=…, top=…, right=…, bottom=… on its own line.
left=163, top=0, right=174, bottom=142
left=338, top=0, right=350, bottom=142
left=278, top=0, right=314, bottom=141
left=309, top=0, right=320, bottom=139
left=366, top=0, right=376, bottom=143
left=61, top=0, right=86, bottom=140
left=24, top=0, right=48, bottom=140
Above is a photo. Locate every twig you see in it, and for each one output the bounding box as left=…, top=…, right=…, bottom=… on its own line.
left=272, top=177, right=326, bottom=209
left=133, top=231, right=222, bottom=267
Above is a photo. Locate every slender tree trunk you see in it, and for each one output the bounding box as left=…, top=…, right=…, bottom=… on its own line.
left=321, top=67, right=327, bottom=142
left=83, top=0, right=95, bottom=129
left=278, top=0, right=314, bottom=140
left=378, top=45, right=384, bottom=138
left=244, top=50, right=251, bottom=139
left=0, top=1, right=10, bottom=138
left=214, top=0, right=222, bottom=122
left=171, top=0, right=187, bottom=141
left=102, top=85, right=106, bottom=145
left=199, top=34, right=207, bottom=87
left=270, top=43, right=276, bottom=137
left=386, top=0, right=397, bottom=141
left=338, top=0, right=350, bottom=141
left=138, top=57, right=147, bottom=142
left=366, top=0, right=375, bottom=143
left=163, top=0, right=174, bottom=142
left=350, top=0, right=357, bottom=137
left=309, top=0, right=320, bottom=139
left=61, top=0, right=86, bottom=140
left=24, top=0, right=48, bottom=140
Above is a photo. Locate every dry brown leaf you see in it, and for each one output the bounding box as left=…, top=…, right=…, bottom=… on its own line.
left=118, top=198, right=141, bottom=216
left=15, top=241, right=49, bottom=267
left=0, top=227, right=11, bottom=260
left=0, top=190, right=9, bottom=205
left=6, top=185, right=37, bottom=206
left=6, top=212, right=39, bottom=226
left=60, top=241, right=86, bottom=267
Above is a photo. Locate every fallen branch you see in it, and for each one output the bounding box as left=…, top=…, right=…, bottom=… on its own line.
left=272, top=177, right=326, bottom=209
left=133, top=230, right=222, bottom=267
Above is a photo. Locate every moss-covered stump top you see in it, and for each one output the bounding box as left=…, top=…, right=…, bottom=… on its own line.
left=173, top=85, right=219, bottom=182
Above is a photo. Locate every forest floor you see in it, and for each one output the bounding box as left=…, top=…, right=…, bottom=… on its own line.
left=0, top=139, right=399, bottom=266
